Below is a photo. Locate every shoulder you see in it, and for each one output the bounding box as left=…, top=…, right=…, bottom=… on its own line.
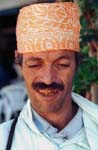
left=72, top=92, right=98, bottom=112
left=0, top=120, right=13, bottom=149
left=72, top=92, right=98, bottom=123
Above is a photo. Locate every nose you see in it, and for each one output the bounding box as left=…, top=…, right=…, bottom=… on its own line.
left=40, top=64, right=56, bottom=85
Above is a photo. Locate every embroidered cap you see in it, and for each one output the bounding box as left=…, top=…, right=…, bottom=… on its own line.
left=16, top=2, right=81, bottom=53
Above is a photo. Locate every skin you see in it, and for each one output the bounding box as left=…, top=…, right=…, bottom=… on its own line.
left=19, top=50, right=78, bottom=130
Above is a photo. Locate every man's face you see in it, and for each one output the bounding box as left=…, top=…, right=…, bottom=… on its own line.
left=21, top=50, right=76, bottom=114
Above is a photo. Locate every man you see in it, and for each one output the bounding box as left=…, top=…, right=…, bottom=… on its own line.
left=0, top=2, right=98, bottom=150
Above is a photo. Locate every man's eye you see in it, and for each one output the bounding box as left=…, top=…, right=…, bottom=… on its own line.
left=57, top=64, right=70, bottom=67
left=28, top=64, right=40, bottom=68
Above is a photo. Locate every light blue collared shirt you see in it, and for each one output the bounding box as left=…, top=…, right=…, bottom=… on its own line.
left=32, top=107, right=84, bottom=145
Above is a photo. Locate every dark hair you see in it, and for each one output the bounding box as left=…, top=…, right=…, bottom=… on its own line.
left=15, top=53, right=23, bottom=66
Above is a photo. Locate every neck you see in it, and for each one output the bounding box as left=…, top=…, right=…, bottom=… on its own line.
left=37, top=98, right=78, bottom=130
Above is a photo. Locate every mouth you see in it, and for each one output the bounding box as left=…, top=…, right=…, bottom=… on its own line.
left=36, top=89, right=59, bottom=97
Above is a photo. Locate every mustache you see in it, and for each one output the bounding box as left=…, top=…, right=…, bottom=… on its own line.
left=32, top=82, right=64, bottom=91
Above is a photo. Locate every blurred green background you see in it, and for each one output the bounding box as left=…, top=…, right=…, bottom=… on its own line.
left=73, top=0, right=98, bottom=103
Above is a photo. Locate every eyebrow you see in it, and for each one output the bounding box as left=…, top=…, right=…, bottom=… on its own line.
left=25, top=54, right=72, bottom=64
left=56, top=55, right=72, bottom=61
left=26, top=57, right=42, bottom=62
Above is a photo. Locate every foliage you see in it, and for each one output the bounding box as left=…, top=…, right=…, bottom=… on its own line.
left=74, top=51, right=98, bottom=93
left=73, top=0, right=98, bottom=94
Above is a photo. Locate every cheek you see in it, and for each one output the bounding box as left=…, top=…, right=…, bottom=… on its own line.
left=22, top=68, right=43, bottom=92
left=22, top=68, right=34, bottom=86
left=59, top=67, right=75, bottom=85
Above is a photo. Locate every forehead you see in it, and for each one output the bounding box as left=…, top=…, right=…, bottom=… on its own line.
left=23, top=50, right=75, bottom=61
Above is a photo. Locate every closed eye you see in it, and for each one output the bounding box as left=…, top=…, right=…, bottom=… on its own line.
left=57, top=64, right=70, bottom=67
left=28, top=64, right=41, bottom=68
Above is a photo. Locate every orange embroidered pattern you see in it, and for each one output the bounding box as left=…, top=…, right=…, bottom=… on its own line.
left=16, top=2, right=81, bottom=53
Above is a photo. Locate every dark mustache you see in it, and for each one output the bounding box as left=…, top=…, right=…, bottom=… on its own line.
left=32, top=82, right=64, bottom=91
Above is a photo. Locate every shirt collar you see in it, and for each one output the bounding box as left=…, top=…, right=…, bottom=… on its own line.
left=32, top=107, right=83, bottom=139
